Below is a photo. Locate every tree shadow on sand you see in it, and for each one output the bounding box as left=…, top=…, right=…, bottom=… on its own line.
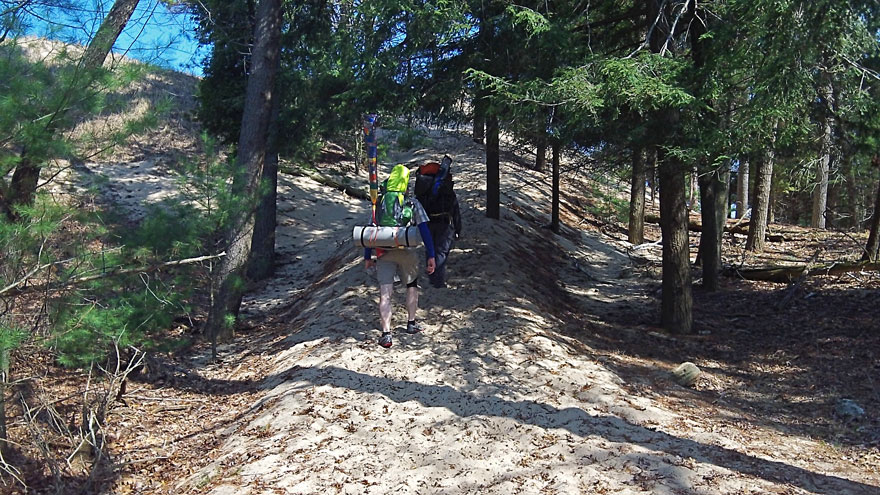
left=272, top=363, right=877, bottom=494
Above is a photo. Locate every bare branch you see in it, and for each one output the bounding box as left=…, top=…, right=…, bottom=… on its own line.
left=0, top=252, right=226, bottom=297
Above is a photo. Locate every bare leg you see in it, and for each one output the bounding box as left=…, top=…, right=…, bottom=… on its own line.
left=405, top=285, right=419, bottom=321
left=379, top=283, right=394, bottom=333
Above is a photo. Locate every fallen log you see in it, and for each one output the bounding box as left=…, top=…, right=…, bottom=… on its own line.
left=644, top=214, right=786, bottom=242
left=283, top=164, right=369, bottom=200
left=723, top=261, right=880, bottom=283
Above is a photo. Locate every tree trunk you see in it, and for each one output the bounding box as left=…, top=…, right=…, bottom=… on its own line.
left=551, top=141, right=560, bottom=233
left=658, top=150, right=693, bottom=334
left=735, top=158, right=749, bottom=219
left=696, top=176, right=710, bottom=258
left=648, top=148, right=657, bottom=203
left=688, top=169, right=697, bottom=211
left=248, top=150, right=278, bottom=281
left=248, top=95, right=281, bottom=282
left=473, top=91, right=487, bottom=143
left=7, top=153, right=41, bottom=217
left=827, top=179, right=841, bottom=229
left=82, top=0, right=140, bottom=69
left=4, top=0, right=141, bottom=217
left=697, top=163, right=730, bottom=291
left=811, top=80, right=834, bottom=229
left=536, top=140, right=546, bottom=173
left=716, top=163, right=731, bottom=231
left=0, top=349, right=8, bottom=457
left=747, top=146, right=775, bottom=252
left=535, top=108, right=550, bottom=172
left=206, top=0, right=282, bottom=344
left=768, top=165, right=778, bottom=224
left=472, top=10, right=490, bottom=144
left=844, top=153, right=863, bottom=230
left=628, top=147, right=646, bottom=244
left=486, top=113, right=500, bottom=219
left=647, top=0, right=691, bottom=334
left=863, top=173, right=880, bottom=262
left=748, top=158, right=757, bottom=218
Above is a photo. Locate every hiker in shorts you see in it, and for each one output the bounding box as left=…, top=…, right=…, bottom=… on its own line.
left=364, top=164, right=436, bottom=348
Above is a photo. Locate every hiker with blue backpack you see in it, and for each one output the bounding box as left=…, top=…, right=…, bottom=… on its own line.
left=414, top=155, right=462, bottom=288
left=364, top=164, right=436, bottom=348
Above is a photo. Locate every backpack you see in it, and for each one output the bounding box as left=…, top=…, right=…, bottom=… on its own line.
left=414, top=159, right=456, bottom=218
left=377, top=190, right=413, bottom=227
left=376, top=165, right=413, bottom=227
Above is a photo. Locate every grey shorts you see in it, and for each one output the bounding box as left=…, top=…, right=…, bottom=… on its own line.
left=376, top=248, right=419, bottom=286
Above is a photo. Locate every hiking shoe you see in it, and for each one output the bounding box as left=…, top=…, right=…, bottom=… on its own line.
left=405, top=321, right=424, bottom=334
left=378, top=332, right=393, bottom=348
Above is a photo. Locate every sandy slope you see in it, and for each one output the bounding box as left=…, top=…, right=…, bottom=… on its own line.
left=89, top=126, right=871, bottom=495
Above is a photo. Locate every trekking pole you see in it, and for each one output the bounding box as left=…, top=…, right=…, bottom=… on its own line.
left=364, top=114, right=379, bottom=225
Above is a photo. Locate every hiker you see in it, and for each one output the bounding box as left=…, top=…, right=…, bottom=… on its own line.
left=414, top=157, right=462, bottom=288
left=364, top=164, right=436, bottom=348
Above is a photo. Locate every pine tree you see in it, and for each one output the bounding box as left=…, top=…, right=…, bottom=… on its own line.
left=205, top=0, right=283, bottom=345
left=2, top=0, right=142, bottom=219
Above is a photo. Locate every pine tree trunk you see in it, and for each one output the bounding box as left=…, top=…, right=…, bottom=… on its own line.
left=659, top=150, right=693, bottom=334
left=7, top=153, right=40, bottom=217
left=551, top=141, right=560, bottom=233
left=748, top=158, right=757, bottom=218
left=536, top=140, right=546, bottom=173
left=0, top=349, right=8, bottom=457
left=827, top=180, right=840, bottom=229
left=628, top=147, right=646, bottom=244
left=735, top=158, right=749, bottom=219
left=688, top=170, right=697, bottom=211
left=716, top=163, right=731, bottom=234
left=698, top=163, right=730, bottom=291
left=206, top=0, right=282, bottom=344
left=747, top=149, right=775, bottom=252
left=647, top=0, right=692, bottom=334
left=82, top=0, right=140, bottom=69
left=812, top=80, right=834, bottom=229
left=248, top=150, right=278, bottom=281
left=769, top=160, right=780, bottom=225
left=248, top=96, right=281, bottom=282
left=486, top=114, right=500, bottom=219
left=863, top=174, right=880, bottom=262
left=696, top=173, right=711, bottom=262
left=535, top=109, right=550, bottom=172
left=844, top=153, right=863, bottom=230
left=473, top=93, right=486, bottom=144
left=472, top=9, right=490, bottom=144
left=645, top=0, right=693, bottom=334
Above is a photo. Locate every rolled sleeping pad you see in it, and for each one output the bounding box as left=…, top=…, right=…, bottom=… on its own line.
left=353, top=225, right=422, bottom=248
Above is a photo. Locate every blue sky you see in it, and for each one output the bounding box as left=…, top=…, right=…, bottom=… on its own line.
left=23, top=0, right=207, bottom=76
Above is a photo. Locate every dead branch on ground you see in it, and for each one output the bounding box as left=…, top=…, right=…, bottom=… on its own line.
left=724, top=260, right=880, bottom=283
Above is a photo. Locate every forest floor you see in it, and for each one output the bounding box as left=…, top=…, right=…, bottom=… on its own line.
left=5, top=72, right=880, bottom=492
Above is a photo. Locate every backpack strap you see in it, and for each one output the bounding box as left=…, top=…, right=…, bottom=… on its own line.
left=432, top=155, right=452, bottom=196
